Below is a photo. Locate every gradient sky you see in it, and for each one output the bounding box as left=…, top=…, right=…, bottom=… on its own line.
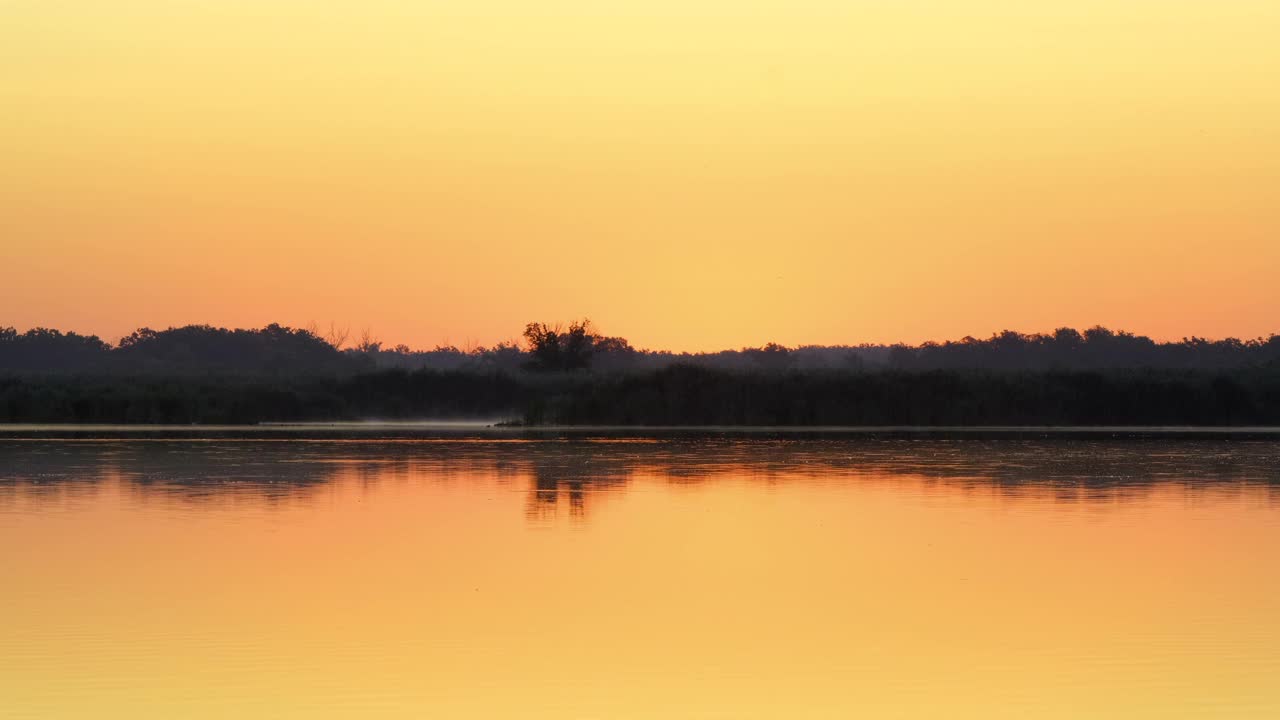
left=2, top=1, right=1277, bottom=351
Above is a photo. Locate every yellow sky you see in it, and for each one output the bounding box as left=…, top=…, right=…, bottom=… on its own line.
left=2, top=1, right=1277, bottom=350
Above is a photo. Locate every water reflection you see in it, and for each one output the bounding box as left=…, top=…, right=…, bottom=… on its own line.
left=3, top=432, right=1280, bottom=719
left=2, top=435, right=1279, bottom=517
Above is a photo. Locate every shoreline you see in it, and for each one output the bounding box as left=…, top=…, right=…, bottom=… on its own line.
left=3, top=422, right=1280, bottom=440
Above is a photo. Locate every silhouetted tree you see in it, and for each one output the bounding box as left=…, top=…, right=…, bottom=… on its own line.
left=523, top=320, right=597, bottom=372
left=355, top=328, right=381, bottom=354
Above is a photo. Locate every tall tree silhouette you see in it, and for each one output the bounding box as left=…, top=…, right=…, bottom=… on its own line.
left=523, top=320, right=597, bottom=372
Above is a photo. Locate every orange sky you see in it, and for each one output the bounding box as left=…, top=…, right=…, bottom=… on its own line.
left=2, top=1, right=1278, bottom=351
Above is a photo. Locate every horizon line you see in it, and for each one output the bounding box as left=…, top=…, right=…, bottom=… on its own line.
left=5, top=320, right=1279, bottom=356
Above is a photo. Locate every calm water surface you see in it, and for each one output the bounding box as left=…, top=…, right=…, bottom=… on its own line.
left=2, top=429, right=1279, bottom=718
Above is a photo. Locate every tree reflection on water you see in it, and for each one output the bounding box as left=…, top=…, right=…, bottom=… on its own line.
left=2, top=433, right=1279, bottom=519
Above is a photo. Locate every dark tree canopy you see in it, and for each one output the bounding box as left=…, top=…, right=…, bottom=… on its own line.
left=3, top=322, right=1280, bottom=376
left=0, top=324, right=355, bottom=376
left=522, top=320, right=597, bottom=372
left=0, top=327, right=111, bottom=373
left=113, top=323, right=353, bottom=375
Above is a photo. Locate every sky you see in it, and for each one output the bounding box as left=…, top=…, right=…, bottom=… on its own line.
left=2, top=1, right=1277, bottom=351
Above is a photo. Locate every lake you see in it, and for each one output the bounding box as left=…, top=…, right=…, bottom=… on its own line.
left=2, top=427, right=1279, bottom=718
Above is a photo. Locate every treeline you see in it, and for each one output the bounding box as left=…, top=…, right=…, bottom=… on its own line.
left=2, top=366, right=1278, bottom=426
left=523, top=366, right=1280, bottom=426
left=0, top=371, right=524, bottom=424
left=4, top=322, right=1280, bottom=375
left=882, top=327, right=1280, bottom=371
left=188, top=325, right=1280, bottom=373
left=0, top=324, right=356, bottom=375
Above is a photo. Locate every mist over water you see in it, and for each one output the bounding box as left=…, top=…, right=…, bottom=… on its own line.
left=3, top=431, right=1279, bottom=718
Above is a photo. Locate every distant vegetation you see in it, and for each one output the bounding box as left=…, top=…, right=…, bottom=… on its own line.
left=0, top=324, right=352, bottom=376
left=2, top=321, right=1279, bottom=425
left=4, top=321, right=1280, bottom=376
left=2, top=366, right=1278, bottom=426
